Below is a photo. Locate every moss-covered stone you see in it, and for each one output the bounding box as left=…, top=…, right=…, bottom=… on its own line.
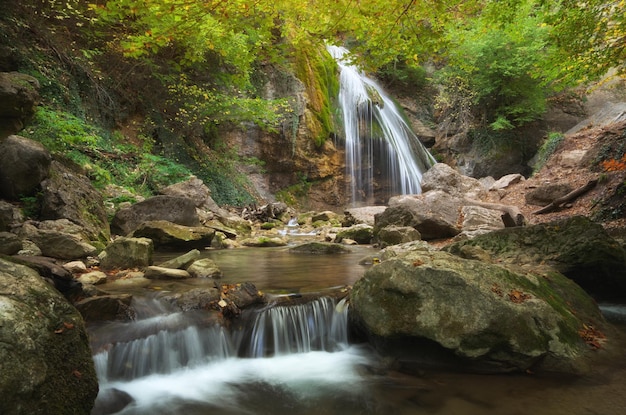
left=349, top=248, right=609, bottom=374
left=0, top=258, right=98, bottom=415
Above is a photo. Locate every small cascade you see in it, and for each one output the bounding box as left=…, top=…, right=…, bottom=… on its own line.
left=327, top=45, right=436, bottom=205
left=242, top=297, right=349, bottom=357
left=93, top=297, right=351, bottom=384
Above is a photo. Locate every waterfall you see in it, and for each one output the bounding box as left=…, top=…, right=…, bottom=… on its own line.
left=327, top=45, right=435, bottom=206
left=93, top=297, right=350, bottom=383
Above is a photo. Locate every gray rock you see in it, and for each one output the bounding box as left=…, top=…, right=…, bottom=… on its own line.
left=289, top=242, right=352, bottom=254
left=77, top=270, right=108, bottom=285
left=525, top=183, right=574, bottom=206
left=460, top=205, right=505, bottom=231
left=376, top=225, right=422, bottom=248
left=186, top=258, right=222, bottom=278
left=157, top=249, right=201, bottom=269
left=0, top=258, right=98, bottom=414
left=131, top=220, right=214, bottom=248
left=376, top=190, right=461, bottom=240
left=74, top=294, right=135, bottom=322
left=490, top=173, right=525, bottom=190
left=0, top=135, right=51, bottom=200
left=335, top=224, right=374, bottom=244
left=20, top=223, right=97, bottom=260
left=342, top=206, right=387, bottom=226
left=0, top=231, right=21, bottom=254
left=159, top=176, right=211, bottom=207
left=445, top=216, right=626, bottom=300
left=420, top=163, right=487, bottom=199
left=0, top=200, right=23, bottom=231
left=144, top=266, right=191, bottom=279
left=40, top=160, right=110, bottom=243
left=98, top=237, right=153, bottom=271
left=350, top=249, right=609, bottom=375
left=0, top=72, right=39, bottom=136
left=111, top=195, right=200, bottom=235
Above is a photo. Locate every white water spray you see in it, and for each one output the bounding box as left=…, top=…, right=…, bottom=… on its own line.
left=327, top=45, right=435, bottom=205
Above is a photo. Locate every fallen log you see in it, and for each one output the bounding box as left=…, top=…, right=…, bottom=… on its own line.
left=463, top=198, right=526, bottom=227
left=533, top=179, right=598, bottom=215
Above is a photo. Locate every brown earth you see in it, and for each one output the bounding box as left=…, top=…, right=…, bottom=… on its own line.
left=483, top=120, right=626, bottom=237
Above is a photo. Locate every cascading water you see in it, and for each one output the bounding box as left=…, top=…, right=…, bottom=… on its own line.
left=91, top=297, right=370, bottom=415
left=327, top=45, right=436, bottom=206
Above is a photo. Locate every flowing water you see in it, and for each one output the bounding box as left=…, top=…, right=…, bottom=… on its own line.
left=90, top=247, right=626, bottom=415
left=327, top=45, right=436, bottom=206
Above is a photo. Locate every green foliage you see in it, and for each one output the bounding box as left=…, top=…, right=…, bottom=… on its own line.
left=168, top=75, right=292, bottom=132
left=440, top=11, right=550, bottom=131
left=532, top=132, right=564, bottom=174
left=25, top=107, right=101, bottom=152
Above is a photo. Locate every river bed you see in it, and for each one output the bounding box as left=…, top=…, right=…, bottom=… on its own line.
left=90, top=245, right=626, bottom=415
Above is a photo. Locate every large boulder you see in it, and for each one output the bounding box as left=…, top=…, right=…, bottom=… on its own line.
left=0, top=135, right=51, bottom=200
left=130, top=220, right=214, bottom=249
left=0, top=200, right=23, bottom=231
left=159, top=176, right=212, bottom=208
left=342, top=206, right=387, bottom=227
left=445, top=216, right=626, bottom=300
left=111, top=195, right=200, bottom=235
left=375, top=190, right=462, bottom=240
left=0, top=72, right=39, bottom=136
left=349, top=247, right=611, bottom=375
left=335, top=224, right=374, bottom=244
left=40, top=160, right=111, bottom=244
left=0, top=258, right=98, bottom=415
left=420, top=163, right=487, bottom=200
left=19, top=222, right=97, bottom=260
left=98, top=237, right=153, bottom=271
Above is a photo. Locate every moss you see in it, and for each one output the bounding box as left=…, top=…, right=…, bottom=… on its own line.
left=294, top=45, right=339, bottom=147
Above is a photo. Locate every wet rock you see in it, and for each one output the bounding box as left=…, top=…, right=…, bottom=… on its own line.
left=77, top=270, right=107, bottom=285
left=241, top=236, right=288, bottom=247
left=187, top=258, right=222, bottom=278
left=111, top=195, right=200, bottom=235
left=335, top=224, right=374, bottom=244
left=98, top=237, right=153, bottom=271
left=0, top=135, right=51, bottom=200
left=131, top=220, right=214, bottom=249
left=157, top=249, right=201, bottom=269
left=144, top=266, right=191, bottom=280
left=0, top=258, right=98, bottom=414
left=350, top=248, right=610, bottom=375
left=289, top=242, right=352, bottom=254
left=74, top=294, right=135, bottom=322
left=163, top=287, right=221, bottom=311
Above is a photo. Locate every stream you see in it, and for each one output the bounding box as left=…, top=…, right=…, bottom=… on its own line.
left=89, top=245, right=626, bottom=415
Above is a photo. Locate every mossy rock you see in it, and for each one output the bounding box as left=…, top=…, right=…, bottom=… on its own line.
left=289, top=242, right=352, bottom=254
left=350, top=249, right=611, bottom=375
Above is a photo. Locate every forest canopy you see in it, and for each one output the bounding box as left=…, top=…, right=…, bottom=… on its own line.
left=82, top=0, right=625, bottom=131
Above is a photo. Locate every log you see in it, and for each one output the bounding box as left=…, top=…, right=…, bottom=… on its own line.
left=463, top=198, right=526, bottom=227
left=532, top=179, right=598, bottom=215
